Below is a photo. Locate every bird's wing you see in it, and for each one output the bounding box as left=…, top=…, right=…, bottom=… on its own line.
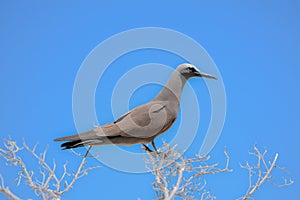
left=114, top=102, right=173, bottom=138
left=54, top=102, right=173, bottom=142
left=53, top=122, right=122, bottom=141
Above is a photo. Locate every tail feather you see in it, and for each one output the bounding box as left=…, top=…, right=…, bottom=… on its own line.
left=54, top=134, right=81, bottom=142
left=60, top=138, right=105, bottom=149
left=61, top=140, right=83, bottom=149
left=55, top=123, right=123, bottom=148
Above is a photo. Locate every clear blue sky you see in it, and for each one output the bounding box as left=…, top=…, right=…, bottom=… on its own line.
left=1, top=1, right=299, bottom=199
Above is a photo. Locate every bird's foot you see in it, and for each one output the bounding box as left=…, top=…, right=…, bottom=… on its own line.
left=142, top=144, right=161, bottom=157
left=142, top=144, right=154, bottom=153
left=151, top=141, right=160, bottom=154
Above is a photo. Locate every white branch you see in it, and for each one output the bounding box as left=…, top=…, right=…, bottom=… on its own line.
left=0, top=174, right=21, bottom=200
left=0, top=138, right=100, bottom=199
left=145, top=142, right=231, bottom=199
left=167, top=164, right=184, bottom=200
left=239, top=146, right=293, bottom=200
left=244, top=153, right=278, bottom=199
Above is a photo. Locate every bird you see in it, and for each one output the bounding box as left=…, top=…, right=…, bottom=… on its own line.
left=54, top=63, right=217, bottom=153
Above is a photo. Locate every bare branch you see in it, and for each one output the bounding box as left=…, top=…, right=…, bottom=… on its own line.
left=58, top=146, right=97, bottom=195
left=239, top=146, right=293, bottom=200
left=145, top=142, right=231, bottom=200
left=0, top=174, right=21, bottom=200
left=0, top=138, right=100, bottom=199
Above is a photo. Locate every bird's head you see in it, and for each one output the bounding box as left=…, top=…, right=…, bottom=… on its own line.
left=177, top=63, right=217, bottom=80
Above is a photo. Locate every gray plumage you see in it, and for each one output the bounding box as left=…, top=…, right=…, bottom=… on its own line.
left=54, top=63, right=216, bottom=151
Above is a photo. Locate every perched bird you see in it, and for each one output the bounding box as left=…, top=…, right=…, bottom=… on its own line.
left=54, top=63, right=217, bottom=152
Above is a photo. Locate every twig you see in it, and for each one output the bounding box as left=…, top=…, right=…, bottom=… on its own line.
left=0, top=174, right=21, bottom=200
left=239, top=146, right=293, bottom=200
left=0, top=138, right=100, bottom=199
left=58, top=146, right=94, bottom=195
left=145, top=142, right=231, bottom=199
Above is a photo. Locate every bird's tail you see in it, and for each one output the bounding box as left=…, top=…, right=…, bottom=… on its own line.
left=57, top=137, right=114, bottom=149
left=60, top=139, right=102, bottom=149
left=55, top=134, right=119, bottom=149
left=54, top=123, right=123, bottom=149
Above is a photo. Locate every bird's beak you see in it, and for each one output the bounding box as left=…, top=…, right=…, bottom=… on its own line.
left=195, top=71, right=217, bottom=80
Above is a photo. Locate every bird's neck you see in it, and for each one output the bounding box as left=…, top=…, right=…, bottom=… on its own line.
left=154, top=71, right=187, bottom=103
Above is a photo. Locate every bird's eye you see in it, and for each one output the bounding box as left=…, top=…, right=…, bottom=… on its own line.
left=188, top=67, right=195, bottom=72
